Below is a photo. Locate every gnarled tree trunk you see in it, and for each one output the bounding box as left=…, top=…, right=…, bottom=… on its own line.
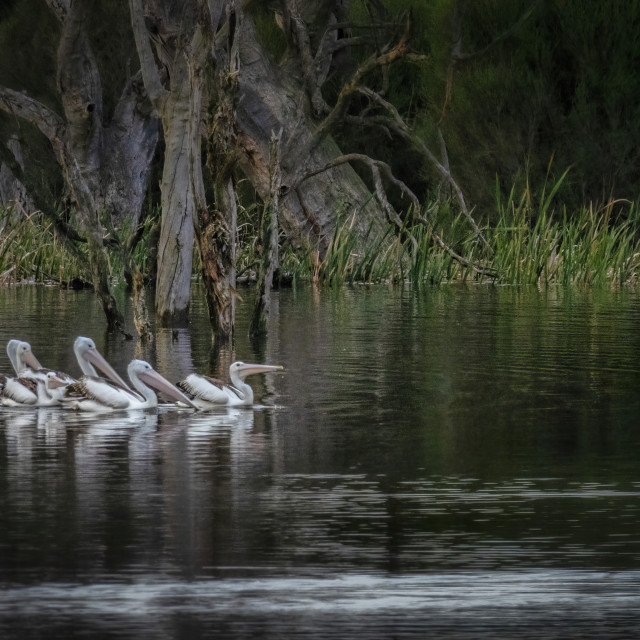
left=129, top=0, right=214, bottom=326
left=233, top=4, right=385, bottom=252
left=0, top=0, right=158, bottom=330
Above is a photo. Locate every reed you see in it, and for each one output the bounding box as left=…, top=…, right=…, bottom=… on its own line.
left=0, top=206, right=89, bottom=285
left=3, top=175, right=640, bottom=292
left=274, top=176, right=640, bottom=289
left=490, top=172, right=640, bottom=287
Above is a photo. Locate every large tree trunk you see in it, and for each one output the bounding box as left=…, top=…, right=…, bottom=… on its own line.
left=0, top=137, right=33, bottom=216
left=196, top=1, right=240, bottom=341
left=0, top=0, right=158, bottom=330
left=233, top=4, right=385, bottom=253
left=130, top=0, right=213, bottom=326
left=154, top=78, right=200, bottom=325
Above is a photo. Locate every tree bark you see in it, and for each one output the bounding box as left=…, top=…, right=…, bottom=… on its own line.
left=249, top=129, right=281, bottom=338
left=233, top=8, right=385, bottom=254
left=0, top=0, right=158, bottom=330
left=0, top=137, right=33, bottom=217
left=129, top=0, right=212, bottom=325
left=197, top=1, right=239, bottom=341
left=196, top=177, right=237, bottom=339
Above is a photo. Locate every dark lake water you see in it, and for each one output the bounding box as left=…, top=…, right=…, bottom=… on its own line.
left=1, top=283, right=640, bottom=639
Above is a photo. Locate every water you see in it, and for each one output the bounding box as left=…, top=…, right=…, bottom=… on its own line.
left=1, top=284, right=640, bottom=638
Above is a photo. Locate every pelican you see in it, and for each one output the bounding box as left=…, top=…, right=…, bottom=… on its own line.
left=64, top=359, right=198, bottom=412
left=1, top=340, right=70, bottom=407
left=177, top=361, right=284, bottom=408
left=71, top=336, right=132, bottom=391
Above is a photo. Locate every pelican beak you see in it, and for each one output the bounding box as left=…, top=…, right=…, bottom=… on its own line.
left=138, top=369, right=198, bottom=409
left=22, top=350, right=43, bottom=371
left=47, top=373, right=69, bottom=389
left=83, top=349, right=130, bottom=390
left=238, top=363, right=284, bottom=377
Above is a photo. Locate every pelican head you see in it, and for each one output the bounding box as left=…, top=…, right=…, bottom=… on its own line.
left=7, top=339, right=42, bottom=373
left=230, top=361, right=284, bottom=382
left=74, top=336, right=130, bottom=389
left=128, top=360, right=198, bottom=409
left=46, top=370, right=70, bottom=390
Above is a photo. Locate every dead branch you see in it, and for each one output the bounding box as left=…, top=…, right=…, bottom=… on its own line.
left=292, top=153, right=497, bottom=278
left=312, top=15, right=415, bottom=144
left=128, top=0, right=168, bottom=108
left=355, top=87, right=491, bottom=253
left=0, top=88, right=65, bottom=144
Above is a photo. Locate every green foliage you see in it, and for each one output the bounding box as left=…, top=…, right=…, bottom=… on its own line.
left=343, top=0, right=640, bottom=219
left=0, top=202, right=160, bottom=288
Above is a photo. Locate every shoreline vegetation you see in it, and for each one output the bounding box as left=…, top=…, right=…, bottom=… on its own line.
left=3, top=178, right=639, bottom=294
left=2, top=2, right=640, bottom=335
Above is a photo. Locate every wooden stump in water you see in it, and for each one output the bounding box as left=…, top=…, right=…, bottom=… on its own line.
left=250, top=129, right=282, bottom=337
left=132, top=269, right=153, bottom=342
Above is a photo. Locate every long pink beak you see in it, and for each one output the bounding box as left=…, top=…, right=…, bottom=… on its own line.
left=138, top=369, right=198, bottom=409
left=84, top=349, right=131, bottom=390
left=238, top=363, right=284, bottom=377
left=22, top=350, right=43, bottom=371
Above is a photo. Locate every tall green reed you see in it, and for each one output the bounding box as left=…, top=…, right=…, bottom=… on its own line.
left=0, top=206, right=89, bottom=284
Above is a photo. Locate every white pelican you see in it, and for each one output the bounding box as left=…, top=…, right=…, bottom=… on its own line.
left=71, top=336, right=132, bottom=391
left=64, top=359, right=198, bottom=412
left=177, top=361, right=284, bottom=408
left=1, top=340, right=69, bottom=407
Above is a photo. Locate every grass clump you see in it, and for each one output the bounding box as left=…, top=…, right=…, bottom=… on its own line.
left=0, top=205, right=89, bottom=285
left=3, top=173, right=640, bottom=292
left=277, top=174, right=640, bottom=289
left=490, top=173, right=640, bottom=287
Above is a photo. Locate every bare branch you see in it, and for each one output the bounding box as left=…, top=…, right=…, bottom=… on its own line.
left=319, top=35, right=368, bottom=59
left=356, top=87, right=491, bottom=252
left=294, top=152, right=416, bottom=250
left=0, top=87, right=65, bottom=144
left=128, top=0, right=168, bottom=108
left=313, top=22, right=413, bottom=143
left=283, top=0, right=327, bottom=116
left=292, top=153, right=496, bottom=277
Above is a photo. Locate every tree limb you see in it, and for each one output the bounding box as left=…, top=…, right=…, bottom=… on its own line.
left=128, top=0, right=168, bottom=108
left=355, top=86, right=491, bottom=252
left=291, top=153, right=496, bottom=277
left=313, top=12, right=417, bottom=144
left=0, top=87, right=65, bottom=144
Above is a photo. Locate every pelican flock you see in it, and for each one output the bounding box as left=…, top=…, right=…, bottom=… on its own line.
left=0, top=336, right=283, bottom=413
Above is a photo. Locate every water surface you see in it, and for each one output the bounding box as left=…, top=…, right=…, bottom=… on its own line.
left=1, top=284, right=640, bottom=638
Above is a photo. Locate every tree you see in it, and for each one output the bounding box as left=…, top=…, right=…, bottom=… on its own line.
left=129, top=0, right=389, bottom=336
left=129, top=0, right=212, bottom=326
left=0, top=0, right=158, bottom=330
